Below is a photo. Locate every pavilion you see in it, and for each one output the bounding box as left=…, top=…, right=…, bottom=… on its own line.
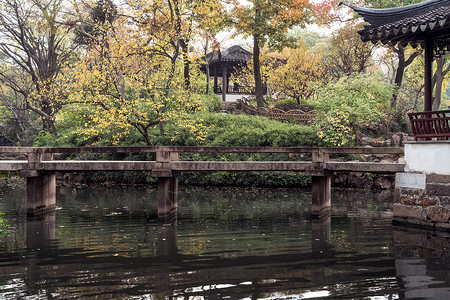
left=200, top=45, right=268, bottom=103
left=342, top=0, right=450, bottom=113
left=344, top=0, right=450, bottom=230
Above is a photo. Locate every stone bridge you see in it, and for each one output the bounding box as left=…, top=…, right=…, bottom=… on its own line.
left=0, top=146, right=404, bottom=222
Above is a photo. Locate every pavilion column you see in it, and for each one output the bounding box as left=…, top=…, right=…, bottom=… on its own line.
left=222, top=65, right=227, bottom=102
left=214, top=66, right=218, bottom=94
left=424, top=38, right=433, bottom=112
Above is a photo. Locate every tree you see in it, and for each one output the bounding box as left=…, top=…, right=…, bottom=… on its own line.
left=324, top=21, right=376, bottom=78
left=0, top=0, right=74, bottom=140
left=227, top=0, right=312, bottom=107
left=66, top=1, right=208, bottom=145
left=350, top=0, right=424, bottom=113
left=269, top=47, right=324, bottom=103
left=120, top=0, right=226, bottom=91
left=432, top=53, right=450, bottom=110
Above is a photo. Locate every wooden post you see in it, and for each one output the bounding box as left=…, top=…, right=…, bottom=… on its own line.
left=25, top=152, right=56, bottom=216
left=424, top=38, right=433, bottom=112
left=214, top=66, right=218, bottom=93
left=309, top=150, right=332, bottom=218
left=152, top=149, right=178, bottom=222
left=222, top=65, right=227, bottom=102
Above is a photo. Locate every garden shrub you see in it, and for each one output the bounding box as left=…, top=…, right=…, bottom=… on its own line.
left=35, top=110, right=324, bottom=187
left=311, top=74, right=395, bottom=146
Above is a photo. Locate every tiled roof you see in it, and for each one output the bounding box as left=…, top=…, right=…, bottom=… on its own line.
left=205, top=45, right=253, bottom=64
left=342, top=0, right=450, bottom=46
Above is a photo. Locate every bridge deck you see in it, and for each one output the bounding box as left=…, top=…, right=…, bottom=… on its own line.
left=0, top=160, right=404, bottom=173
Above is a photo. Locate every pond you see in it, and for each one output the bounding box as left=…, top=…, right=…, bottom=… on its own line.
left=0, top=185, right=449, bottom=299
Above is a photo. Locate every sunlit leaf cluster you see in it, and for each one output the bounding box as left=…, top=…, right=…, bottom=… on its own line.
left=269, top=46, right=325, bottom=102
left=60, top=0, right=228, bottom=145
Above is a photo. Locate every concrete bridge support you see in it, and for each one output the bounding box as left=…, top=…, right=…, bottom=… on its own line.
left=22, top=153, right=56, bottom=216
left=26, top=174, right=57, bottom=216
left=308, top=151, right=332, bottom=218
left=157, top=176, right=178, bottom=222
left=152, top=149, right=179, bottom=222
left=311, top=176, right=332, bottom=218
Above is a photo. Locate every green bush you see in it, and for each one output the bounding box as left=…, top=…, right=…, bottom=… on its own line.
left=35, top=109, right=325, bottom=187
left=274, top=98, right=301, bottom=111
left=179, top=171, right=311, bottom=188
left=0, top=212, right=10, bottom=236
left=311, top=74, right=395, bottom=146
left=274, top=98, right=314, bottom=112
left=195, top=112, right=321, bottom=147
left=200, top=93, right=222, bottom=112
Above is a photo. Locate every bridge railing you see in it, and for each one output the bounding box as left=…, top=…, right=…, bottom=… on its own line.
left=408, top=110, right=450, bottom=140
left=0, top=146, right=404, bottom=174
left=0, top=145, right=404, bottom=157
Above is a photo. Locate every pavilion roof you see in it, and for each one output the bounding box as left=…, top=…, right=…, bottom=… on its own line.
left=205, top=45, right=253, bottom=64
left=342, top=0, right=450, bottom=47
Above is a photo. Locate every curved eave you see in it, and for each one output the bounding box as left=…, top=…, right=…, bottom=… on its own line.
left=342, top=1, right=450, bottom=46
left=341, top=0, right=450, bottom=27
left=362, top=10, right=450, bottom=45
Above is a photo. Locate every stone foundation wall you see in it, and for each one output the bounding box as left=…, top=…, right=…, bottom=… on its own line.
left=394, top=173, right=450, bottom=231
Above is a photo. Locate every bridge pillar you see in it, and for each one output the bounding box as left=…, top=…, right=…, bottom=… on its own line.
left=311, top=175, right=331, bottom=217
left=22, top=153, right=56, bottom=216
left=152, top=150, right=179, bottom=222
left=26, top=173, right=57, bottom=216
left=308, top=151, right=332, bottom=218
left=157, top=176, right=178, bottom=222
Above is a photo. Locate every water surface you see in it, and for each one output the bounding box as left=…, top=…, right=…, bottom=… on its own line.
left=0, top=186, right=449, bottom=299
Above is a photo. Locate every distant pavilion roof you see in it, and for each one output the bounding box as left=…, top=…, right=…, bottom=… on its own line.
left=200, top=45, right=253, bottom=77
left=204, top=45, right=253, bottom=65
left=342, top=0, right=450, bottom=49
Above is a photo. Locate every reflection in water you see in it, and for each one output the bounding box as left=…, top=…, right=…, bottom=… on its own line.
left=394, top=228, right=450, bottom=299
left=0, top=186, right=448, bottom=299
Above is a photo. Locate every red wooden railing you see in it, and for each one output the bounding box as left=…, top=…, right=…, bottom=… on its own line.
left=408, top=110, right=450, bottom=140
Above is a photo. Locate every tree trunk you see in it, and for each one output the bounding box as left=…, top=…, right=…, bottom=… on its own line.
left=180, top=39, right=190, bottom=90
left=204, top=41, right=210, bottom=94
left=39, top=97, right=56, bottom=134
left=391, top=45, right=422, bottom=118
left=433, top=56, right=444, bottom=111
left=392, top=47, right=406, bottom=109
left=206, top=63, right=210, bottom=94
left=253, top=34, right=264, bottom=108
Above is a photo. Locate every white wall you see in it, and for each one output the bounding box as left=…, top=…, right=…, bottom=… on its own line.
left=224, top=94, right=252, bottom=102
left=405, top=142, right=450, bottom=175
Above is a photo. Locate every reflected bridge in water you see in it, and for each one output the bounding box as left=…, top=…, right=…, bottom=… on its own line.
left=2, top=211, right=448, bottom=299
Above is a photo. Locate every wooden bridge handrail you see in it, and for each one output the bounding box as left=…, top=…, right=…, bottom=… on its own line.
left=0, top=146, right=404, bottom=155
